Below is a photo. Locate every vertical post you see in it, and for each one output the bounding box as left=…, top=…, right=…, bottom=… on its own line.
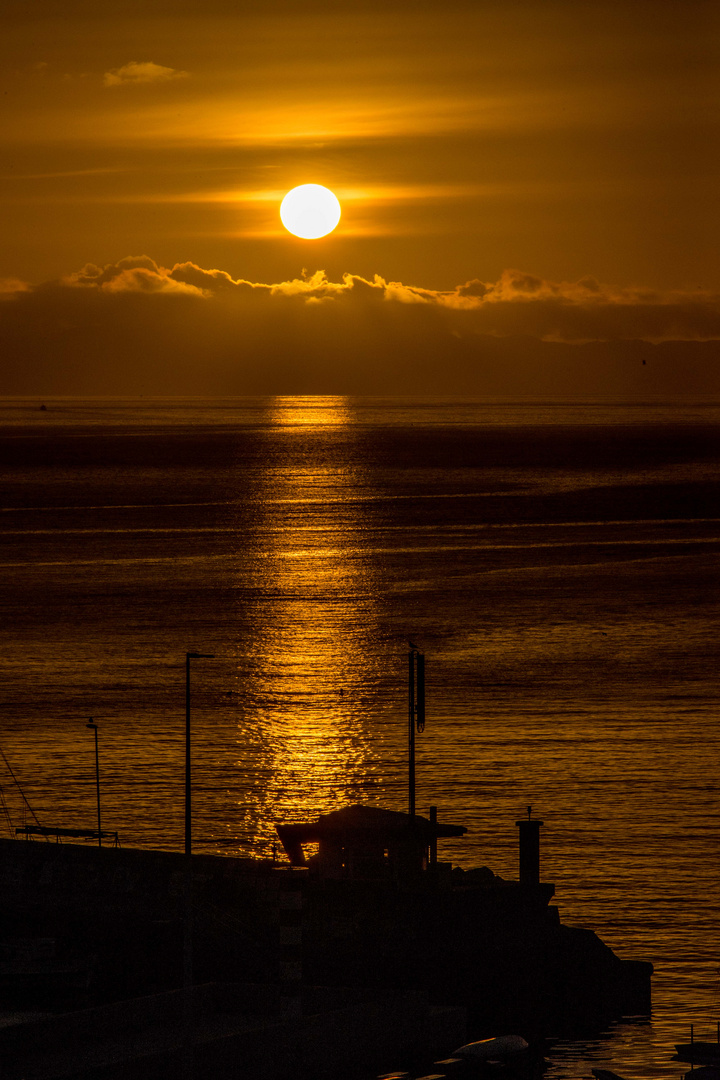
left=183, top=654, right=194, bottom=1080
left=516, top=811, right=544, bottom=884
left=86, top=720, right=101, bottom=847
left=185, top=654, right=192, bottom=859
left=275, top=868, right=306, bottom=1017
left=429, top=805, right=437, bottom=867
left=416, top=653, right=425, bottom=732
left=408, top=650, right=416, bottom=818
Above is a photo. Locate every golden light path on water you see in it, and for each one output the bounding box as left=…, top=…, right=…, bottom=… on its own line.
left=0, top=397, right=718, bottom=1080
left=228, top=396, right=386, bottom=855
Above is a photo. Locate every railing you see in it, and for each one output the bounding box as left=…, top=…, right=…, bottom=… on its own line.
left=15, top=826, right=120, bottom=846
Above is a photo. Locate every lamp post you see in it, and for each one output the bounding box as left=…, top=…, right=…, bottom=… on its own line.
left=86, top=719, right=101, bottom=847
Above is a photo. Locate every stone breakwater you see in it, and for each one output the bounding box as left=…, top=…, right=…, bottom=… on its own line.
left=0, top=835, right=651, bottom=1077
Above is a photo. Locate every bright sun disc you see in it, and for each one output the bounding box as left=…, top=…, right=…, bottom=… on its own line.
left=280, top=184, right=341, bottom=239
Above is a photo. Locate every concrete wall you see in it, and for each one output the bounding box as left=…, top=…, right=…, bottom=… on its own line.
left=0, top=982, right=466, bottom=1080
left=0, top=839, right=284, bottom=999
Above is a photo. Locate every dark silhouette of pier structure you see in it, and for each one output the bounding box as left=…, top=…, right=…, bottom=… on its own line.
left=0, top=648, right=653, bottom=1078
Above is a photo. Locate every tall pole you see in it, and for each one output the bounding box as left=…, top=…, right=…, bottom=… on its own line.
left=185, top=654, right=192, bottom=858
left=86, top=719, right=101, bottom=847
left=408, top=650, right=415, bottom=818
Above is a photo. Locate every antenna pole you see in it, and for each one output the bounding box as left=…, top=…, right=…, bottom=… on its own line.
left=86, top=720, right=101, bottom=847
left=408, top=650, right=416, bottom=817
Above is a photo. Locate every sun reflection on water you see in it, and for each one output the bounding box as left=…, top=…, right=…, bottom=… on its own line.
left=267, top=395, right=353, bottom=427
left=229, top=396, right=387, bottom=855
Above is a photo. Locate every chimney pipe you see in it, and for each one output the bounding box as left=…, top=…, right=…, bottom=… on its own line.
left=515, top=811, right=544, bottom=885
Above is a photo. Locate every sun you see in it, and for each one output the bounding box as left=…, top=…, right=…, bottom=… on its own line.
left=280, top=184, right=341, bottom=239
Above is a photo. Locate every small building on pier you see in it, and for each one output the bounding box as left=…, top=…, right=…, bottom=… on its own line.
left=275, top=804, right=467, bottom=879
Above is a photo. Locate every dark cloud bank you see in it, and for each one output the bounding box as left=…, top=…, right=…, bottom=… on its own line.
left=2, top=256, right=719, bottom=398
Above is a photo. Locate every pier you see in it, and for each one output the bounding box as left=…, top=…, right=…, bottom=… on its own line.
left=0, top=807, right=652, bottom=1079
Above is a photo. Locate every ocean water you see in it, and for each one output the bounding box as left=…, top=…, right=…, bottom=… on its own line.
left=0, top=396, right=718, bottom=1077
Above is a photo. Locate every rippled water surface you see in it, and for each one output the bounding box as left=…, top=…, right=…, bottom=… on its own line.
left=1, top=396, right=719, bottom=1077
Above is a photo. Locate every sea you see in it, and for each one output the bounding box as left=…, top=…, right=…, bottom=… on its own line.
left=0, top=396, right=718, bottom=1078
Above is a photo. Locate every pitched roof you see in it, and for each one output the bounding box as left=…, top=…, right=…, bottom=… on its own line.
left=275, top=804, right=467, bottom=862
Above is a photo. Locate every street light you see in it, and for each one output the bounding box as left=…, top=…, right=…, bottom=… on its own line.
left=86, top=719, right=101, bottom=847
left=185, top=652, right=214, bottom=858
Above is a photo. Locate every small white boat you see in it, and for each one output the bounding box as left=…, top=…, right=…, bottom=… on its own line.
left=453, top=1035, right=529, bottom=1060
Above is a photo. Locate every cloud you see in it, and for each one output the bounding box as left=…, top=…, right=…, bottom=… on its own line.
left=0, top=277, right=30, bottom=297
left=9, top=257, right=720, bottom=343
left=1, top=256, right=719, bottom=397
left=66, top=256, right=202, bottom=295
left=103, top=61, right=188, bottom=88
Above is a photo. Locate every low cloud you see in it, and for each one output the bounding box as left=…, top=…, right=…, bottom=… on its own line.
left=2, top=256, right=719, bottom=396
left=0, top=277, right=30, bottom=297
left=68, top=256, right=201, bottom=295
left=54, top=257, right=720, bottom=343
left=103, top=62, right=188, bottom=88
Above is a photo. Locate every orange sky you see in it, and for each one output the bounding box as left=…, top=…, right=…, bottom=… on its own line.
left=1, top=0, right=718, bottom=393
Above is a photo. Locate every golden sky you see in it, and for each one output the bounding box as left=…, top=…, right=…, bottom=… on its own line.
left=1, top=0, right=719, bottom=393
